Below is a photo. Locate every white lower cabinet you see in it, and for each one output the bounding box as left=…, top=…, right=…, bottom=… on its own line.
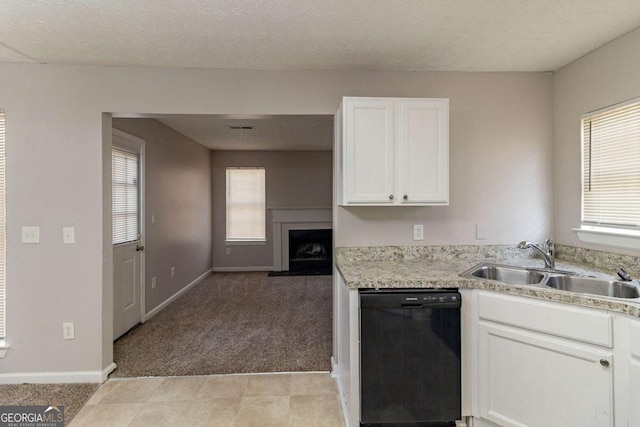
left=630, top=320, right=640, bottom=427
left=335, top=285, right=636, bottom=427
left=478, top=323, right=613, bottom=427
left=474, top=292, right=614, bottom=427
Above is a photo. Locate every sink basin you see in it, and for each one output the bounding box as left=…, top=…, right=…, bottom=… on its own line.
left=461, top=262, right=640, bottom=300
left=461, top=264, right=545, bottom=285
left=545, top=275, right=640, bottom=299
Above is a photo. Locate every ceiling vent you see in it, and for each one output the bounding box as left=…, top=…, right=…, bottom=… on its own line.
left=229, top=126, right=254, bottom=130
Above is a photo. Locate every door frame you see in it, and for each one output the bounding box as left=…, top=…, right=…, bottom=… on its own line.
left=112, top=128, right=147, bottom=327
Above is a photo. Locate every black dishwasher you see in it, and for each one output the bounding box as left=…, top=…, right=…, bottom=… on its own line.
left=359, top=289, right=461, bottom=427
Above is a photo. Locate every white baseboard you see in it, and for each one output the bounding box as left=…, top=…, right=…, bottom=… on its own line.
left=330, top=356, right=338, bottom=377
left=331, top=357, right=351, bottom=427
left=102, top=362, right=117, bottom=382
left=212, top=266, right=274, bottom=272
left=0, top=370, right=105, bottom=384
left=144, top=268, right=212, bottom=321
left=470, top=417, right=498, bottom=427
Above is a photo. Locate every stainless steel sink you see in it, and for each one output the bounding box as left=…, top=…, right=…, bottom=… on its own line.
left=461, top=262, right=640, bottom=299
left=545, top=275, right=640, bottom=299
left=461, top=263, right=545, bottom=285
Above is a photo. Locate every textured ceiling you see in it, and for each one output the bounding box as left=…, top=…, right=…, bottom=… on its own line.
left=5, top=1, right=640, bottom=151
left=155, top=115, right=334, bottom=151
left=1, top=0, right=640, bottom=72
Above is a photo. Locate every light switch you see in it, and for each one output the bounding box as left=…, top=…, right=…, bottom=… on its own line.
left=63, top=227, right=75, bottom=244
left=21, top=226, right=40, bottom=244
left=151, top=214, right=156, bottom=225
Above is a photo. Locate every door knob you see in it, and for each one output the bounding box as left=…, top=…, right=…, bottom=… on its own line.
left=136, top=245, right=145, bottom=252
left=600, top=359, right=610, bottom=367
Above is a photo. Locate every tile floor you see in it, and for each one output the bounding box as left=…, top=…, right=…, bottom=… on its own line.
left=70, top=372, right=345, bottom=427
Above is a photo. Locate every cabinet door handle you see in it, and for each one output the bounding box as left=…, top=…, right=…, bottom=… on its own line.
left=403, top=194, right=408, bottom=200
left=600, top=359, right=610, bottom=367
left=389, top=194, right=394, bottom=200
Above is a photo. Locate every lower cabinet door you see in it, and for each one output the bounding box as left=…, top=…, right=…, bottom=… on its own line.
left=630, top=321, right=640, bottom=427
left=478, top=323, right=613, bottom=427
left=631, top=360, right=640, bottom=427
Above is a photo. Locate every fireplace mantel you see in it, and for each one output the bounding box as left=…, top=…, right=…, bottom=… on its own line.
left=270, top=208, right=332, bottom=271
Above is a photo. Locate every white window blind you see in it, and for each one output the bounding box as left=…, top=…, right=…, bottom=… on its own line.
left=0, top=111, right=6, bottom=339
left=112, top=147, right=139, bottom=245
left=226, top=168, right=266, bottom=241
left=582, top=99, right=640, bottom=229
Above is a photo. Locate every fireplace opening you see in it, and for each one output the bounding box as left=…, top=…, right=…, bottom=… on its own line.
left=288, top=229, right=332, bottom=275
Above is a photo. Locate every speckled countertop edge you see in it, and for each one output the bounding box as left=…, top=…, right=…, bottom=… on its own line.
left=335, top=245, right=640, bottom=318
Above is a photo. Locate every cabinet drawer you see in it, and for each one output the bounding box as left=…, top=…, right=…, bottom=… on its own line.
left=478, top=292, right=612, bottom=347
left=631, top=320, right=640, bottom=359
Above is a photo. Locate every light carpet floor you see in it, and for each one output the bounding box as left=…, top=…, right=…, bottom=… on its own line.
left=0, top=383, right=98, bottom=424
left=111, top=272, right=332, bottom=378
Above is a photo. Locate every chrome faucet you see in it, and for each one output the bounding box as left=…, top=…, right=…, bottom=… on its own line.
left=518, top=239, right=555, bottom=270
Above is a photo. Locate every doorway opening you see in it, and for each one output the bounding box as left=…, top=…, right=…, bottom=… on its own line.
left=105, top=113, right=334, bottom=379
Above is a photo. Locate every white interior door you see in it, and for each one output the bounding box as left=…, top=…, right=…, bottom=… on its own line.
left=112, top=129, right=145, bottom=340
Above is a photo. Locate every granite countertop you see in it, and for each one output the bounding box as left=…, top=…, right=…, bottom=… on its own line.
left=336, top=249, right=640, bottom=318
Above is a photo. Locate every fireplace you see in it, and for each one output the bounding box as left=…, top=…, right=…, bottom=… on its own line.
left=269, top=208, right=332, bottom=275
left=288, top=229, right=332, bottom=274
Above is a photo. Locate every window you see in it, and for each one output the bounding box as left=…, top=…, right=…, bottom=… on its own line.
left=0, top=111, right=5, bottom=341
left=577, top=98, right=640, bottom=248
left=226, top=167, right=266, bottom=242
left=112, top=147, right=139, bottom=245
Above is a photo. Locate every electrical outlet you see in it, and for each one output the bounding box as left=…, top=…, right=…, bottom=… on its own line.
left=63, top=227, right=75, bottom=244
left=413, top=224, right=424, bottom=241
left=21, top=226, right=40, bottom=244
left=63, top=322, right=75, bottom=340
left=151, top=277, right=157, bottom=289
left=171, top=267, right=176, bottom=278
left=476, top=223, right=487, bottom=240
left=226, top=248, right=231, bottom=255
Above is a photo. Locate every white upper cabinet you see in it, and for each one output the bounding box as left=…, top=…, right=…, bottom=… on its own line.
left=337, top=96, right=449, bottom=206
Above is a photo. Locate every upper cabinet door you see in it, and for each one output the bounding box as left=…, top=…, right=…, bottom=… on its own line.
left=397, top=99, right=449, bottom=204
left=343, top=98, right=395, bottom=204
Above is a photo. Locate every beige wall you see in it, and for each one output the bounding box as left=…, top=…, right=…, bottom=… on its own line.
left=0, top=63, right=551, bottom=378
left=335, top=73, right=554, bottom=247
left=113, top=119, right=212, bottom=311
left=211, top=150, right=333, bottom=269
left=553, top=27, right=640, bottom=255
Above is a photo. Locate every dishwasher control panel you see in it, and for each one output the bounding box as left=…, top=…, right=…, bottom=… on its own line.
left=359, top=289, right=461, bottom=308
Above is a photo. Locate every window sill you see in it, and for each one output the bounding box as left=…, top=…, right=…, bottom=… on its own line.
left=573, top=226, right=640, bottom=250
left=225, top=240, right=267, bottom=246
